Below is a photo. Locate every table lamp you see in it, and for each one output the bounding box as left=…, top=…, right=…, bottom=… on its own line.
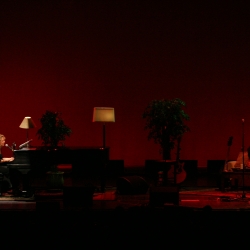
left=19, top=116, right=36, bottom=148
left=92, top=107, right=115, bottom=148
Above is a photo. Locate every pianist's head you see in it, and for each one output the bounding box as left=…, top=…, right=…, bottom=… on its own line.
left=0, top=134, right=6, bottom=148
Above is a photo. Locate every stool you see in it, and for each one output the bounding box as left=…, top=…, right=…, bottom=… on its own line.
left=0, top=173, right=4, bottom=196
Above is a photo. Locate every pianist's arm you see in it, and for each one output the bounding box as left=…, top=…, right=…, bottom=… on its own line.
left=1, top=157, right=14, bottom=163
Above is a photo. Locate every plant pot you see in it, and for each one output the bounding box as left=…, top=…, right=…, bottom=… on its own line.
left=46, top=171, right=64, bottom=189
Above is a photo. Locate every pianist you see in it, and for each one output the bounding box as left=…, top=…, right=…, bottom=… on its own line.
left=0, top=134, right=14, bottom=192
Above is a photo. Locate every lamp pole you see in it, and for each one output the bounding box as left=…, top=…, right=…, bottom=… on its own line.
left=242, top=119, right=246, bottom=198
left=103, top=123, right=106, bottom=148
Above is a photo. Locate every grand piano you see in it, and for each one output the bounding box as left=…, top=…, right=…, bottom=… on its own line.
left=7, top=147, right=110, bottom=192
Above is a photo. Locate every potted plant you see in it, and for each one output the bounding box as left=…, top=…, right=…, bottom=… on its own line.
left=37, top=110, right=72, bottom=148
left=36, top=110, right=72, bottom=189
left=142, top=98, right=190, bottom=160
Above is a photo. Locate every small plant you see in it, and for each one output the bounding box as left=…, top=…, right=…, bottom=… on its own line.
left=37, top=110, right=72, bottom=147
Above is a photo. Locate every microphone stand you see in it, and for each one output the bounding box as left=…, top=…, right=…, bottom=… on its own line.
left=230, top=119, right=250, bottom=202
left=241, top=119, right=246, bottom=199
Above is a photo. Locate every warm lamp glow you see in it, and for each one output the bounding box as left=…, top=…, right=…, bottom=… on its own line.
left=19, top=117, right=36, bottom=129
left=92, top=107, right=115, bottom=122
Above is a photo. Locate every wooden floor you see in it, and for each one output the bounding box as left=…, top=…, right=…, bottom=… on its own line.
left=2, top=188, right=250, bottom=247
left=2, top=166, right=250, bottom=248
left=2, top=188, right=250, bottom=210
left=1, top=168, right=250, bottom=211
left=2, top=169, right=250, bottom=246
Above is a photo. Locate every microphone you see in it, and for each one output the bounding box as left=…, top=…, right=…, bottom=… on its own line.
left=19, top=139, right=33, bottom=149
left=242, top=119, right=245, bottom=123
left=5, top=144, right=13, bottom=151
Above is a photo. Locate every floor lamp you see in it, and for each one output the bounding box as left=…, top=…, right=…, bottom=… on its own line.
left=92, top=107, right=115, bottom=148
left=19, top=116, right=36, bottom=148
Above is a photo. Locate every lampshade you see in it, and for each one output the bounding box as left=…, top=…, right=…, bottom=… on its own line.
left=19, top=117, right=36, bottom=129
left=92, top=107, right=115, bottom=122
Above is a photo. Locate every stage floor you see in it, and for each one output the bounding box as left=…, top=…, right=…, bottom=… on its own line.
left=1, top=186, right=250, bottom=246
left=92, top=187, right=250, bottom=211
left=2, top=171, right=250, bottom=246
left=2, top=166, right=250, bottom=212
left=1, top=187, right=250, bottom=211
left=180, top=188, right=250, bottom=210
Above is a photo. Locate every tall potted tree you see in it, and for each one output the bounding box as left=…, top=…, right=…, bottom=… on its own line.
left=142, top=98, right=190, bottom=160
left=36, top=110, right=72, bottom=189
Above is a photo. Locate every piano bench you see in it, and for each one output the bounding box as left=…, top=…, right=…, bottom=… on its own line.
left=57, top=164, right=72, bottom=174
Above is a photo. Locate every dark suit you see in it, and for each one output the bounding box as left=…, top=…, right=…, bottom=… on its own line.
left=0, top=154, right=12, bottom=191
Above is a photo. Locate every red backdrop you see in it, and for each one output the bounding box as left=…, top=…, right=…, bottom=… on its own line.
left=0, top=1, right=249, bottom=166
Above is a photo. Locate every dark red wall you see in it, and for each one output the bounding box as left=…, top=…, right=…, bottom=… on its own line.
left=0, top=1, right=249, bottom=166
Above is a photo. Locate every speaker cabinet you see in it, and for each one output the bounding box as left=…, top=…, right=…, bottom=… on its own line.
left=149, top=186, right=179, bottom=206
left=207, top=160, right=225, bottom=175
left=182, top=160, right=198, bottom=178
left=207, top=160, right=226, bottom=188
left=107, top=160, right=124, bottom=176
left=145, top=160, right=157, bottom=177
left=116, top=176, right=149, bottom=195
